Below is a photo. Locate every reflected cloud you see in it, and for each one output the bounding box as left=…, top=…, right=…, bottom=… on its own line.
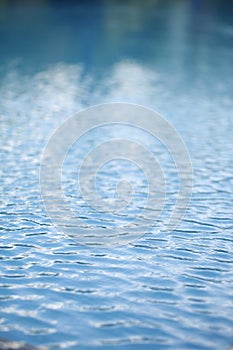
left=94, top=60, right=167, bottom=108
left=0, top=62, right=88, bottom=130
left=0, top=59, right=164, bottom=132
left=1, top=55, right=232, bottom=154
left=98, top=61, right=157, bottom=102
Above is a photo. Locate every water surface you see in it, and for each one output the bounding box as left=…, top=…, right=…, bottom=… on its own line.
left=0, top=1, right=233, bottom=349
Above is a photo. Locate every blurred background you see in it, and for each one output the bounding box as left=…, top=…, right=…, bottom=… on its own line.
left=0, top=0, right=232, bottom=108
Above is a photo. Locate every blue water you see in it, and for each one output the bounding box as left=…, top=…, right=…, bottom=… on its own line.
left=1, top=1, right=233, bottom=349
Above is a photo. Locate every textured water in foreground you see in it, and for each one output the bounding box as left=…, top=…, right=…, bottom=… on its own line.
left=0, top=1, right=233, bottom=349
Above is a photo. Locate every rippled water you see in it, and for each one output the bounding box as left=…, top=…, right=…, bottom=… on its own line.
left=1, top=1, right=233, bottom=349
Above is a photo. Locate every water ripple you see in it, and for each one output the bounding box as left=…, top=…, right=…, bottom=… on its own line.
left=1, top=1, right=233, bottom=349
